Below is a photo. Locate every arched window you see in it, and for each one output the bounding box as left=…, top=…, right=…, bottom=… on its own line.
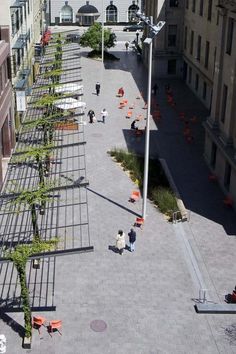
left=106, top=3, right=118, bottom=23
left=61, top=2, right=73, bottom=23
left=128, top=3, right=139, bottom=22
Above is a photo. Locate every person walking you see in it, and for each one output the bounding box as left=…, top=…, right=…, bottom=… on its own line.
left=131, top=119, right=137, bottom=130
left=118, top=87, right=124, bottom=97
left=152, top=83, right=159, bottom=95
left=116, top=230, right=126, bottom=255
left=125, top=41, right=129, bottom=51
left=101, top=108, right=108, bottom=124
left=87, top=109, right=95, bottom=123
left=95, top=82, right=101, bottom=96
left=128, top=228, right=136, bottom=252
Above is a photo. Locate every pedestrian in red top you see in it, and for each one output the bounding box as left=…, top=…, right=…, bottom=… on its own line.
left=118, top=87, right=124, bottom=97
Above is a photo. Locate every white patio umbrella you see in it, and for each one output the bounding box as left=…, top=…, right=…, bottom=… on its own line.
left=53, top=97, right=86, bottom=124
left=55, top=83, right=83, bottom=96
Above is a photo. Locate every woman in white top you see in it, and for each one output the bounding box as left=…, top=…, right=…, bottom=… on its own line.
left=101, top=108, right=108, bottom=124
left=116, top=230, right=126, bottom=255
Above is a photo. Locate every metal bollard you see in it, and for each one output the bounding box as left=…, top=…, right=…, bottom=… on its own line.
left=199, top=289, right=207, bottom=303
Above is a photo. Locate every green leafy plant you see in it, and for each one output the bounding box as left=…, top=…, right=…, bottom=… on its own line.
left=151, top=187, right=178, bottom=217
left=5, top=238, right=58, bottom=338
left=8, top=184, right=56, bottom=239
left=80, top=23, right=116, bottom=53
left=12, top=144, right=54, bottom=184
left=109, top=148, right=179, bottom=217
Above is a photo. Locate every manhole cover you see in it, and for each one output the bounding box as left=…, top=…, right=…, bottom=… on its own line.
left=90, top=319, right=107, bottom=332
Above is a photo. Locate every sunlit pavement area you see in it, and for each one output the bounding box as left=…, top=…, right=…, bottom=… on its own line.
left=1, top=27, right=236, bottom=354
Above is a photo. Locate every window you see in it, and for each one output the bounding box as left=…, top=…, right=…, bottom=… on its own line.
left=226, top=18, right=234, bottom=55
left=16, top=10, right=20, bottom=31
left=167, top=59, right=176, bottom=75
left=184, top=26, right=187, bottom=50
left=106, top=3, right=118, bottom=22
left=216, top=11, right=219, bottom=25
left=210, top=143, right=217, bottom=168
left=2, top=61, right=7, bottom=86
left=195, top=74, right=199, bottom=91
left=197, top=35, right=201, bottom=61
left=208, top=0, right=212, bottom=21
left=128, top=2, right=139, bottom=22
left=11, top=14, right=16, bottom=35
left=20, top=7, right=23, bottom=25
left=17, top=49, right=21, bottom=66
left=168, top=25, right=177, bottom=47
left=12, top=54, right=16, bottom=76
left=188, top=66, right=192, bottom=83
left=0, top=68, right=2, bottom=93
left=224, top=162, right=231, bottom=190
left=190, top=30, right=194, bottom=55
left=192, top=0, right=196, bottom=13
left=186, top=0, right=189, bottom=9
left=205, top=41, right=209, bottom=68
left=24, top=3, right=27, bottom=20
left=169, top=0, right=179, bottom=7
left=203, top=82, right=207, bottom=99
left=199, top=0, right=203, bottom=16
left=221, top=84, right=228, bottom=123
left=61, top=4, right=73, bottom=23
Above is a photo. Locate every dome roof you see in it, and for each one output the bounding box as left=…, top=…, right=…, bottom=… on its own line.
left=78, top=1, right=98, bottom=14
left=61, top=1, right=72, bottom=10
left=62, top=4, right=72, bottom=10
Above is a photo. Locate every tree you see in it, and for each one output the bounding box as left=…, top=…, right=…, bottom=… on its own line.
left=8, top=184, right=55, bottom=237
left=5, top=238, right=58, bottom=339
left=80, top=23, right=116, bottom=52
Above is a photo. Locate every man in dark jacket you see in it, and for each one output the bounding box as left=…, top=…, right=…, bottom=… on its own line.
left=95, top=82, right=101, bottom=96
left=128, top=228, right=136, bottom=252
left=87, top=109, right=95, bottom=123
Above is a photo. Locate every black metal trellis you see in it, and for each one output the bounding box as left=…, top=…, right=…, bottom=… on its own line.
left=0, top=32, right=93, bottom=313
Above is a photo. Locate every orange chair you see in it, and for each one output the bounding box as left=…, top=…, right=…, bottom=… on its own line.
left=135, top=129, right=144, bottom=137
left=223, top=196, right=233, bottom=208
left=136, top=91, right=142, bottom=99
left=186, top=135, right=194, bottom=143
left=208, top=174, right=217, bottom=182
left=129, top=103, right=135, bottom=109
left=134, top=217, right=144, bottom=228
left=190, top=115, right=197, bottom=123
left=143, top=102, right=148, bottom=109
left=129, top=190, right=140, bottom=203
left=119, top=101, right=125, bottom=109
left=48, top=320, right=62, bottom=336
left=123, top=99, right=128, bottom=106
left=126, top=110, right=133, bottom=119
left=136, top=114, right=143, bottom=121
left=179, top=112, right=185, bottom=120
left=32, top=316, right=46, bottom=334
left=154, top=110, right=161, bottom=118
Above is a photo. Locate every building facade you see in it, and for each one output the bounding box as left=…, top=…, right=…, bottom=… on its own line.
left=144, top=0, right=236, bottom=203
left=144, top=0, right=184, bottom=79
left=48, top=0, right=142, bottom=25
left=0, top=27, right=15, bottom=188
left=204, top=0, right=236, bottom=202
left=0, top=0, right=46, bottom=121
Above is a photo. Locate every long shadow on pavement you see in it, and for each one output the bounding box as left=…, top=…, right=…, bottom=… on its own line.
left=104, top=48, right=236, bottom=235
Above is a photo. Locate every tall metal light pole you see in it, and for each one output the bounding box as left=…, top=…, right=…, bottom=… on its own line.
left=101, top=0, right=104, bottom=65
left=135, top=12, right=165, bottom=220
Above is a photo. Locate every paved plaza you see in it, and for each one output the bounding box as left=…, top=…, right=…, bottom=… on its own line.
left=1, top=35, right=236, bottom=354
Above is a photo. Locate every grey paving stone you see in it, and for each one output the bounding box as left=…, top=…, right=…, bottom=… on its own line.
left=2, top=39, right=236, bottom=354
